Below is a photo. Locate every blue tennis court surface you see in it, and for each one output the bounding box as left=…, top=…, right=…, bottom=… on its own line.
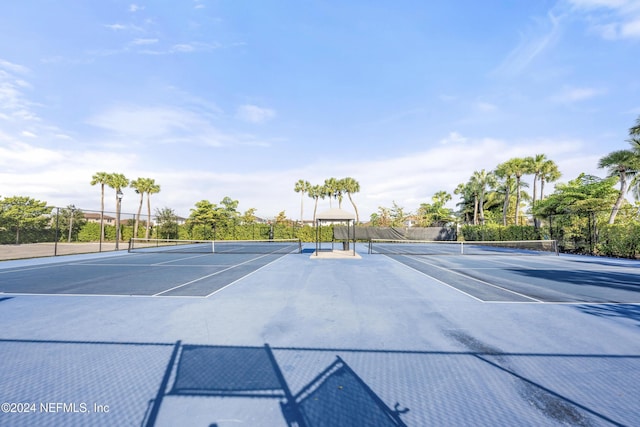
left=0, top=243, right=639, bottom=426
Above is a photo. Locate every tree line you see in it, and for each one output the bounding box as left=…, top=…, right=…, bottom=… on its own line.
left=90, top=172, right=160, bottom=240
left=294, top=177, right=361, bottom=223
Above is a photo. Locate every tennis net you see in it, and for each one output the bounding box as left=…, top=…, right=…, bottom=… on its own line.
left=128, top=238, right=302, bottom=254
left=368, top=239, right=558, bottom=256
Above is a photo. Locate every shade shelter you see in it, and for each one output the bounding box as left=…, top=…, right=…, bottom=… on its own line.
left=315, top=208, right=357, bottom=256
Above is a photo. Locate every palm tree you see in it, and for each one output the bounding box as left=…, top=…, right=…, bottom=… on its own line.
left=341, top=177, right=361, bottom=223
left=494, top=161, right=515, bottom=226
left=539, top=159, right=561, bottom=200
left=130, top=178, right=151, bottom=239
left=629, top=115, right=640, bottom=144
left=294, top=179, right=311, bottom=223
left=90, top=172, right=110, bottom=242
left=324, top=178, right=339, bottom=208
left=598, top=149, right=639, bottom=224
left=499, top=158, right=530, bottom=225
left=106, top=173, right=129, bottom=244
left=145, top=180, right=160, bottom=238
left=470, top=169, right=497, bottom=225
left=454, top=182, right=475, bottom=224
left=527, top=154, right=549, bottom=228
left=307, top=185, right=325, bottom=222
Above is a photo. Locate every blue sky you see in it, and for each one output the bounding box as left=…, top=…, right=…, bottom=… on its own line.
left=1, top=0, right=639, bottom=220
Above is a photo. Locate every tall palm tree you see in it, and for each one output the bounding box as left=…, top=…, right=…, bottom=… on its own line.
left=294, top=179, right=311, bottom=223
left=629, top=115, right=640, bottom=144
left=324, top=178, right=340, bottom=208
left=539, top=159, right=561, bottom=200
left=454, top=182, right=473, bottom=224
left=494, top=161, right=515, bottom=226
left=470, top=169, right=497, bottom=225
left=598, top=149, right=639, bottom=224
left=106, top=173, right=129, bottom=244
left=130, top=178, right=151, bottom=239
left=307, top=185, right=325, bottom=222
left=145, top=180, right=160, bottom=238
left=454, top=180, right=480, bottom=224
left=341, top=177, right=361, bottom=223
left=502, top=158, right=530, bottom=225
left=90, top=172, right=110, bottom=242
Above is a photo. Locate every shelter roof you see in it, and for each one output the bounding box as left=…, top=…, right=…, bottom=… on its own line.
left=316, top=208, right=356, bottom=221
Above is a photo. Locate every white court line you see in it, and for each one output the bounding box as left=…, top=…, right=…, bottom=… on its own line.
left=401, top=255, right=543, bottom=303
left=204, top=253, right=289, bottom=298
left=0, top=292, right=204, bottom=299
left=153, top=253, right=279, bottom=296
left=385, top=255, right=485, bottom=302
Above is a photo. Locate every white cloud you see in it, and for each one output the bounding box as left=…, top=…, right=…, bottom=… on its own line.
left=567, top=0, right=640, bottom=39
left=550, top=86, right=605, bottom=103
left=131, top=38, right=159, bottom=46
left=494, top=11, right=562, bottom=76
left=236, top=105, right=276, bottom=124
left=86, top=104, right=273, bottom=148
left=129, top=4, right=144, bottom=13
left=104, top=23, right=127, bottom=31
left=439, top=131, right=468, bottom=145
left=475, top=101, right=498, bottom=113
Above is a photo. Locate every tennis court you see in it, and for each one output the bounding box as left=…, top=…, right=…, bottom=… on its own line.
left=0, top=240, right=639, bottom=426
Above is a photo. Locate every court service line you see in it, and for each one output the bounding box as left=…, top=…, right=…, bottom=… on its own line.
left=153, top=253, right=278, bottom=296
left=204, top=253, right=289, bottom=298
left=405, top=255, right=543, bottom=303
left=384, top=255, right=485, bottom=302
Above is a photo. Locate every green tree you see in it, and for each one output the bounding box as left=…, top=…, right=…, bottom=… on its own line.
left=307, top=185, right=325, bottom=222
left=154, top=207, right=179, bottom=239
left=341, top=177, right=361, bottom=223
left=471, top=169, right=497, bottom=225
left=508, top=158, right=531, bottom=225
left=494, top=161, right=515, bottom=226
left=57, top=205, right=86, bottom=242
left=106, top=173, right=129, bottom=243
left=534, top=174, right=619, bottom=217
left=90, top=171, right=110, bottom=241
left=0, top=196, right=52, bottom=244
left=390, top=201, right=408, bottom=227
left=240, top=208, right=258, bottom=224
left=527, top=155, right=561, bottom=228
left=539, top=159, right=562, bottom=200
left=598, top=149, right=639, bottom=224
left=417, top=191, right=454, bottom=226
left=187, top=200, right=218, bottom=239
left=130, top=178, right=152, bottom=238
left=323, top=178, right=339, bottom=208
left=294, top=179, right=311, bottom=223
left=629, top=115, right=640, bottom=145
left=145, top=179, right=161, bottom=239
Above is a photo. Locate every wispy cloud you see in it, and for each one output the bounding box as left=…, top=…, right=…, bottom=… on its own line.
left=494, top=11, right=562, bottom=76
left=86, top=104, right=274, bottom=147
left=550, top=86, right=606, bottom=103
left=236, top=105, right=276, bottom=124
left=129, top=4, right=144, bottom=13
left=566, top=0, right=640, bottom=39
left=130, top=38, right=159, bottom=46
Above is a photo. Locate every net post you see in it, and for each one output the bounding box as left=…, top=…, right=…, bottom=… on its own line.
left=211, top=240, right=215, bottom=253
left=460, top=241, right=464, bottom=255
left=553, top=239, right=559, bottom=256
left=127, top=238, right=133, bottom=253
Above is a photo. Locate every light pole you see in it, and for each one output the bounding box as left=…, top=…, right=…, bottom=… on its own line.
left=67, top=205, right=76, bottom=243
left=115, top=190, right=123, bottom=250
